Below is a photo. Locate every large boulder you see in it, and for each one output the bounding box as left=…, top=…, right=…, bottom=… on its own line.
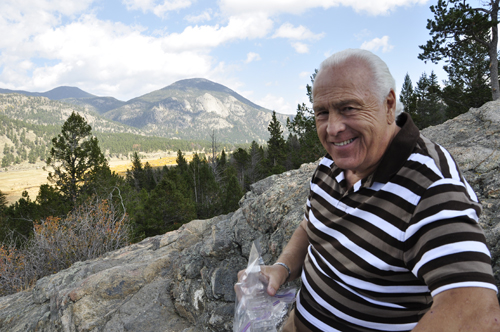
left=1, top=100, right=500, bottom=331
left=0, top=163, right=316, bottom=332
left=421, top=100, right=500, bottom=286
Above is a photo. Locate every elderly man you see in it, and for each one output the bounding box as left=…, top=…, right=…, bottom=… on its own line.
left=246, top=49, right=500, bottom=331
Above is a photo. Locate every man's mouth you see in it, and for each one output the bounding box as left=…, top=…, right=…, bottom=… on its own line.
left=333, top=138, right=355, bottom=146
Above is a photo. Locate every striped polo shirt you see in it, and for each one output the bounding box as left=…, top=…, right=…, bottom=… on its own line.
left=297, top=113, right=497, bottom=332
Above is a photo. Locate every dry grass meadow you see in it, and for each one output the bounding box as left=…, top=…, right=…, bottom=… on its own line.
left=0, top=153, right=194, bottom=205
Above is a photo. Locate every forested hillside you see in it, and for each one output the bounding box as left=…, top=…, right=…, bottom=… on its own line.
left=0, top=94, right=235, bottom=167
left=0, top=91, right=323, bottom=296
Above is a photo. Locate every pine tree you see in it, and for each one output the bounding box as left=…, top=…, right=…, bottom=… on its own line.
left=266, top=111, right=287, bottom=175
left=126, top=152, right=144, bottom=191
left=286, top=70, right=323, bottom=166
left=414, top=71, right=446, bottom=129
left=231, top=148, right=250, bottom=189
left=441, top=40, right=491, bottom=118
left=222, top=168, right=244, bottom=214
left=140, top=177, right=196, bottom=237
left=419, top=0, right=500, bottom=100
left=0, top=190, right=7, bottom=214
left=46, top=112, right=109, bottom=206
left=399, top=73, right=417, bottom=117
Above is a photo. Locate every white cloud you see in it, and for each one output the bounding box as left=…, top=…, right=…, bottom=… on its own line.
left=123, top=0, right=192, bottom=17
left=1, top=14, right=214, bottom=99
left=0, top=0, right=94, bottom=50
left=291, top=42, right=310, bottom=54
left=272, top=23, right=324, bottom=40
left=0, top=5, right=276, bottom=100
left=245, top=52, right=261, bottom=63
left=360, top=35, right=394, bottom=53
left=256, top=93, right=295, bottom=114
left=161, top=13, right=273, bottom=51
left=185, top=10, right=212, bottom=23
left=220, top=0, right=428, bottom=16
left=354, top=28, right=371, bottom=40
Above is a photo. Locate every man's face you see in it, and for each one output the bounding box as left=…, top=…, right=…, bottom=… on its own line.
left=313, top=60, right=396, bottom=179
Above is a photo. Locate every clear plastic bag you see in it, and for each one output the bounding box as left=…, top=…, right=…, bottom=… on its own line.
left=233, top=241, right=297, bottom=332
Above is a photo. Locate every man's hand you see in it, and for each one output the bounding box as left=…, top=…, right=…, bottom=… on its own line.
left=235, top=217, right=310, bottom=296
left=236, top=264, right=290, bottom=297
left=413, top=287, right=500, bottom=331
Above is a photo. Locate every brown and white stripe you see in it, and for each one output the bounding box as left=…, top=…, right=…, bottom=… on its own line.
left=296, top=114, right=496, bottom=332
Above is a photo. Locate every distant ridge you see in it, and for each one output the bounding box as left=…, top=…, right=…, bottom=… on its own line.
left=0, top=86, right=95, bottom=100
left=163, top=78, right=265, bottom=110
left=0, top=78, right=289, bottom=143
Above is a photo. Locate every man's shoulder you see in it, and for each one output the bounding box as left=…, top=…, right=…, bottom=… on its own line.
left=412, top=133, right=462, bottom=181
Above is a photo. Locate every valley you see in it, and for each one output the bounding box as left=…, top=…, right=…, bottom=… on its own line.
left=0, top=152, right=195, bottom=205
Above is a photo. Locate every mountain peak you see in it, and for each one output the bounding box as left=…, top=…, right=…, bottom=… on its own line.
left=0, top=86, right=95, bottom=100
left=43, top=86, right=95, bottom=100
left=160, top=78, right=264, bottom=110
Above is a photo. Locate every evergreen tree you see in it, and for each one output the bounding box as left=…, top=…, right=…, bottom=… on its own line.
left=441, top=40, right=491, bottom=118
left=222, top=167, right=244, bottom=214
left=231, top=148, right=250, bottom=189
left=265, top=111, right=287, bottom=175
left=247, top=141, right=264, bottom=186
left=46, top=112, right=109, bottom=206
left=176, top=149, right=188, bottom=174
left=419, top=0, right=500, bottom=100
left=286, top=70, right=323, bottom=167
left=414, top=71, right=446, bottom=129
left=399, top=73, right=417, bottom=117
left=34, top=184, right=71, bottom=218
left=1, top=191, right=39, bottom=244
left=142, top=162, right=157, bottom=192
left=126, top=152, right=144, bottom=191
left=140, top=177, right=196, bottom=237
left=219, top=149, right=227, bottom=168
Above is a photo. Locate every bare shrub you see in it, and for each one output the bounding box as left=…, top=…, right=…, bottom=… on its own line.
left=0, top=196, right=130, bottom=296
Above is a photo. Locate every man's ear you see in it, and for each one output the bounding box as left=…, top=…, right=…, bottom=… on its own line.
left=385, top=89, right=397, bottom=125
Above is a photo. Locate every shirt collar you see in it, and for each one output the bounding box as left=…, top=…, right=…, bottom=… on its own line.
left=368, top=112, right=420, bottom=186
left=326, top=112, right=420, bottom=191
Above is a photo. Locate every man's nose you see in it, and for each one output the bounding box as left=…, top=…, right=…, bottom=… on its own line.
left=326, top=112, right=345, bottom=136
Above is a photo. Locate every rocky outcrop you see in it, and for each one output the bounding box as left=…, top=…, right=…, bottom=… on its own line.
left=421, top=100, right=500, bottom=286
left=2, top=101, right=500, bottom=331
left=0, top=162, right=316, bottom=332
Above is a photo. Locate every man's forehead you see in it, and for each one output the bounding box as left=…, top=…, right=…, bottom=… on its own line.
left=315, top=62, right=372, bottom=90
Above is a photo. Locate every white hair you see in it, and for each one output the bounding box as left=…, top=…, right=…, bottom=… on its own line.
left=316, top=49, right=403, bottom=117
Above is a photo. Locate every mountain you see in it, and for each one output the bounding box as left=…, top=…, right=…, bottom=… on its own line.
left=3, top=101, right=500, bottom=331
left=60, top=96, right=127, bottom=114
left=0, top=79, right=289, bottom=144
left=0, top=87, right=126, bottom=114
left=0, top=86, right=95, bottom=100
left=103, top=78, right=288, bottom=143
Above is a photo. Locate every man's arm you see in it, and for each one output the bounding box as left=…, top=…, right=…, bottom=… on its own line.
left=412, top=287, right=500, bottom=331
left=237, top=217, right=310, bottom=296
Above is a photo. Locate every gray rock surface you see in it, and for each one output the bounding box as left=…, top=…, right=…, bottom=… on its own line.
left=421, top=100, right=500, bottom=286
left=1, top=101, right=500, bottom=331
left=0, top=163, right=315, bottom=332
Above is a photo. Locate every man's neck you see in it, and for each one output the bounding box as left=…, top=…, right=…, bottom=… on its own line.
left=344, top=125, right=401, bottom=190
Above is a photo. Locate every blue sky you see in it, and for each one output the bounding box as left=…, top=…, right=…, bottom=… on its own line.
left=0, top=0, right=455, bottom=115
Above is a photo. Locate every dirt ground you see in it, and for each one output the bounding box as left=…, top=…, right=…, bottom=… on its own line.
left=0, top=152, right=193, bottom=205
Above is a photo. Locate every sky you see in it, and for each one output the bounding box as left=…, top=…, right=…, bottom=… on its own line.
left=0, top=0, right=453, bottom=115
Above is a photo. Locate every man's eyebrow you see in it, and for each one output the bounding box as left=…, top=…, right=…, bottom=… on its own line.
left=314, top=99, right=362, bottom=112
left=331, top=99, right=362, bottom=108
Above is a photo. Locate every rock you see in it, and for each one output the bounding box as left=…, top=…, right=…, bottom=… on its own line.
left=422, top=100, right=500, bottom=287
left=1, top=101, right=500, bottom=331
left=0, top=161, right=317, bottom=332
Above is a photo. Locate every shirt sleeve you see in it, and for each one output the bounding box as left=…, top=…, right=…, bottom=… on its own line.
left=403, top=178, right=497, bottom=296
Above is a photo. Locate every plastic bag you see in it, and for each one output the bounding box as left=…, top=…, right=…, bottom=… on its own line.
left=233, top=241, right=297, bottom=332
